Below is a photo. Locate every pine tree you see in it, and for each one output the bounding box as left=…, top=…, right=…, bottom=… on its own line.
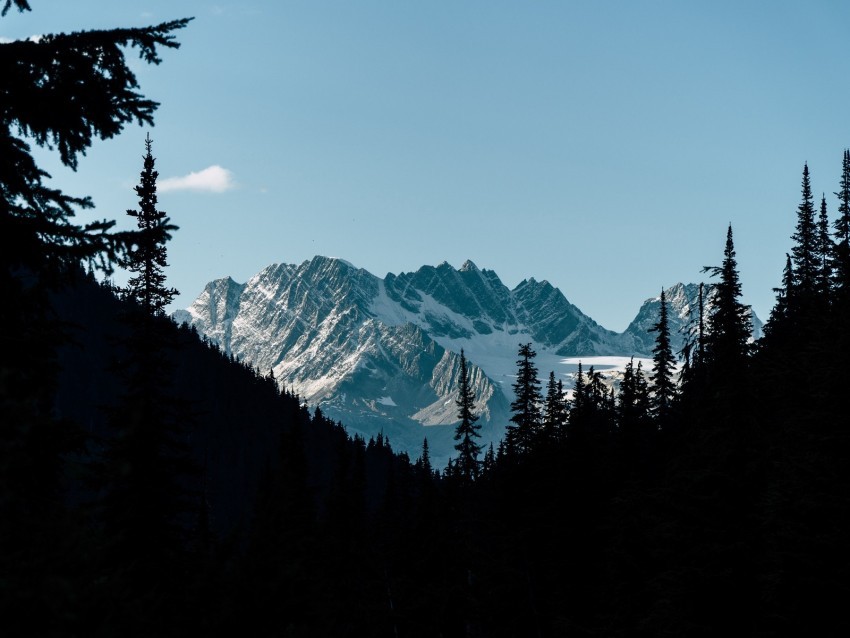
left=649, top=288, right=677, bottom=422
left=816, top=194, right=832, bottom=305
left=634, top=361, right=651, bottom=419
left=507, top=343, right=542, bottom=456
left=482, top=443, right=496, bottom=475
left=100, top=138, right=193, bottom=596
left=697, top=282, right=706, bottom=365
left=572, top=361, right=586, bottom=418
left=556, top=379, right=568, bottom=441
left=419, top=438, right=433, bottom=477
left=543, top=371, right=567, bottom=442
left=123, top=134, right=178, bottom=315
left=790, top=164, right=818, bottom=308
left=764, top=254, right=795, bottom=342
left=619, top=357, right=650, bottom=435
left=703, top=225, right=751, bottom=378
left=454, top=349, right=482, bottom=483
left=833, top=149, right=850, bottom=298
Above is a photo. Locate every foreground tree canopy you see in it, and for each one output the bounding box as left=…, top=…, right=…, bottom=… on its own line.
left=0, top=1, right=191, bottom=278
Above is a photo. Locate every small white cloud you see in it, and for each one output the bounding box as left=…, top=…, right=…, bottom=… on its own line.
left=159, top=165, right=235, bottom=193
left=0, top=37, right=13, bottom=43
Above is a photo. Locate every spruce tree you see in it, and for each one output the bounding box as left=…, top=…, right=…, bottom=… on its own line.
left=816, top=194, right=832, bottom=305
left=419, top=438, right=433, bottom=477
left=649, top=288, right=677, bottom=422
left=703, top=225, right=751, bottom=377
left=543, top=370, right=567, bottom=442
left=123, top=134, right=178, bottom=315
left=482, top=443, right=496, bottom=475
left=618, top=358, right=637, bottom=426
left=697, top=282, right=706, bottom=365
left=790, top=164, right=818, bottom=308
left=454, top=349, right=482, bottom=482
left=572, top=362, right=586, bottom=417
left=507, top=343, right=542, bottom=456
left=833, top=149, right=850, bottom=298
left=100, top=138, right=192, bottom=595
left=634, top=361, right=651, bottom=419
left=765, top=254, right=795, bottom=343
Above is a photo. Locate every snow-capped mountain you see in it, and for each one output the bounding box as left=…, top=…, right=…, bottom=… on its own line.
left=173, top=257, right=761, bottom=465
left=622, top=282, right=764, bottom=357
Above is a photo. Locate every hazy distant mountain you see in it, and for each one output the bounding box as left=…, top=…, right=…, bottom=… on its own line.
left=174, top=257, right=761, bottom=464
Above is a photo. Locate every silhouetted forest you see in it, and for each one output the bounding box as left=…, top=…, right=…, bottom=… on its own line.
left=2, top=3, right=850, bottom=636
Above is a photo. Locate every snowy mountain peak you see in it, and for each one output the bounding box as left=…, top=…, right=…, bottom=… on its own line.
left=175, top=257, right=761, bottom=463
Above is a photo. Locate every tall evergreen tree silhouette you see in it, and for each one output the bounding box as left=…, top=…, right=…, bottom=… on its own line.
left=790, top=164, right=818, bottom=311
left=816, top=194, right=832, bottom=306
left=764, top=254, right=795, bottom=344
left=834, top=150, right=850, bottom=301
left=543, top=371, right=568, bottom=442
left=703, top=225, right=751, bottom=383
left=101, top=137, right=192, bottom=598
left=619, top=358, right=651, bottom=431
left=453, top=349, right=482, bottom=482
left=123, top=134, right=178, bottom=313
left=649, top=288, right=677, bottom=423
left=507, top=343, right=542, bottom=456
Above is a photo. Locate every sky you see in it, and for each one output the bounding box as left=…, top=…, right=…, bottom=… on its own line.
left=4, top=1, right=850, bottom=332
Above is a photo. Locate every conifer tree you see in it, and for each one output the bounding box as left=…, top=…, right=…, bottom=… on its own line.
left=556, top=379, right=567, bottom=441
left=507, top=343, right=542, bottom=456
left=816, top=194, right=832, bottom=305
left=123, top=134, right=178, bottom=315
left=572, top=362, right=586, bottom=417
left=697, top=282, right=706, bottom=365
left=649, top=288, right=677, bottom=422
left=482, top=443, right=496, bottom=475
left=570, top=365, right=616, bottom=439
left=101, top=138, right=192, bottom=593
left=619, top=358, right=650, bottom=435
left=703, top=225, right=751, bottom=376
left=790, top=164, right=818, bottom=307
left=634, top=361, right=651, bottom=419
left=765, top=254, right=795, bottom=342
left=454, top=349, right=482, bottom=482
left=833, top=149, right=850, bottom=298
left=419, top=438, right=433, bottom=477
left=543, top=371, right=567, bottom=442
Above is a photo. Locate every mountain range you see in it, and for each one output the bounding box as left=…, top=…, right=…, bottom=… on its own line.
left=173, top=256, right=762, bottom=464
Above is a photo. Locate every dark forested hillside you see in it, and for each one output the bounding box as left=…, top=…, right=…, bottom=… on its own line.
left=21, top=183, right=850, bottom=635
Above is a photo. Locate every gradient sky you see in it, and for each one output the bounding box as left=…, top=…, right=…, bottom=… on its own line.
left=4, top=1, right=849, bottom=331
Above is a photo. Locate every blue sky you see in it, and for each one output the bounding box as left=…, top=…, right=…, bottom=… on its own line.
left=4, top=1, right=849, bottom=331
